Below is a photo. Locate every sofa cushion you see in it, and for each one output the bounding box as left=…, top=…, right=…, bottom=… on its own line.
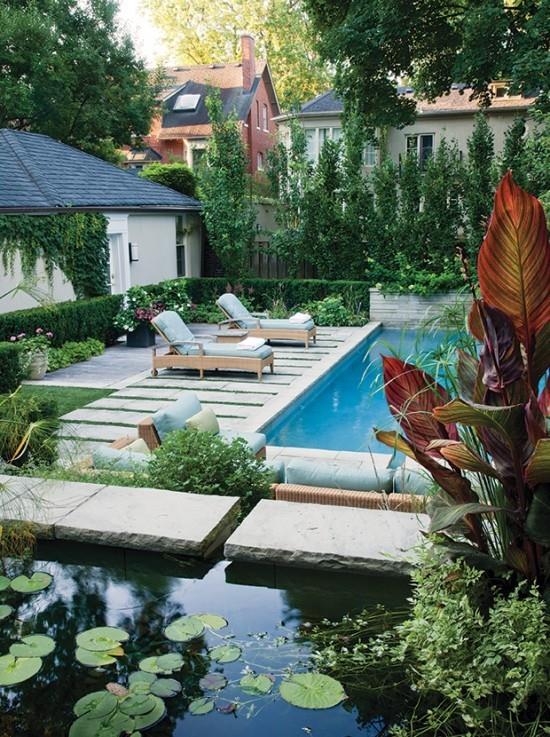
left=92, top=446, right=151, bottom=472
left=152, top=311, right=195, bottom=354
left=219, top=429, right=266, bottom=456
left=152, top=393, right=202, bottom=441
left=285, top=458, right=394, bottom=492
left=125, top=438, right=151, bottom=455
left=259, top=318, right=315, bottom=331
left=393, top=466, right=433, bottom=495
left=186, top=407, right=220, bottom=434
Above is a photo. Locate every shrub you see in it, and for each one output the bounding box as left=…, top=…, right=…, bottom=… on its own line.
left=148, top=430, right=271, bottom=516
left=302, top=295, right=367, bottom=326
left=0, top=295, right=123, bottom=347
left=0, top=342, right=24, bottom=394
left=47, top=338, right=105, bottom=373
left=0, top=391, right=58, bottom=466
left=139, top=162, right=197, bottom=198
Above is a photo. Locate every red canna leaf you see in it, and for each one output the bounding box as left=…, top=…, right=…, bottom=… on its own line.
left=477, top=172, right=550, bottom=359
left=479, top=304, right=524, bottom=393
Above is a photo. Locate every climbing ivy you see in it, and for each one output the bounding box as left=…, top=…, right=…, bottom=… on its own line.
left=0, top=213, right=110, bottom=299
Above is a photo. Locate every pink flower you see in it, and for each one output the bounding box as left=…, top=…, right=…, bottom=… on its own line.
left=9, top=336, right=16, bottom=342
left=46, top=332, right=53, bottom=339
left=35, top=327, right=44, bottom=334
left=17, top=333, right=26, bottom=339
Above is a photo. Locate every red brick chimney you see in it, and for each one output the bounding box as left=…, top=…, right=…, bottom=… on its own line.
left=240, top=32, right=256, bottom=91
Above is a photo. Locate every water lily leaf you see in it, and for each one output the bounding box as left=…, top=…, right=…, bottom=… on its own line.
left=209, top=644, right=241, bottom=664
left=129, top=671, right=156, bottom=686
left=73, top=691, right=118, bottom=719
left=10, top=634, right=55, bottom=658
left=139, top=653, right=183, bottom=675
left=0, top=605, right=13, bottom=621
left=69, top=711, right=135, bottom=737
left=189, top=697, right=214, bottom=715
left=76, top=626, right=129, bottom=652
left=240, top=673, right=273, bottom=695
left=0, top=654, right=42, bottom=686
left=0, top=576, right=10, bottom=592
left=10, top=572, right=52, bottom=594
left=217, top=702, right=237, bottom=714
left=119, top=693, right=157, bottom=717
left=132, top=695, right=166, bottom=730
left=199, top=672, right=227, bottom=691
left=196, top=613, right=228, bottom=630
left=150, top=678, right=181, bottom=698
left=75, top=647, right=119, bottom=667
left=279, top=673, right=346, bottom=710
left=164, top=615, right=205, bottom=642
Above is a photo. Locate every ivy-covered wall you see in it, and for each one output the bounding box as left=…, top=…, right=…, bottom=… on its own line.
left=0, top=212, right=110, bottom=299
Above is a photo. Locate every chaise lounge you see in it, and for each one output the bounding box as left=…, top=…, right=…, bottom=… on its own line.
left=216, top=293, right=317, bottom=349
left=150, top=311, right=274, bottom=381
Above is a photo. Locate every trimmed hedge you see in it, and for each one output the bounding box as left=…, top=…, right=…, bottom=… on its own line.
left=0, top=295, right=123, bottom=347
left=0, top=342, right=24, bottom=394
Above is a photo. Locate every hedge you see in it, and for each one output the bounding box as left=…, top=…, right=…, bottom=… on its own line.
left=0, top=342, right=24, bottom=394
left=0, top=295, right=123, bottom=347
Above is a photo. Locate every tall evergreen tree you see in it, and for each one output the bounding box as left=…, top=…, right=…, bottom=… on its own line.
left=500, top=117, right=527, bottom=187
left=464, top=113, right=496, bottom=252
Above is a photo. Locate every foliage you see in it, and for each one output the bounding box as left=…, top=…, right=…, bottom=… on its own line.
left=144, top=0, right=331, bottom=106
left=148, top=430, right=271, bottom=516
left=464, top=113, right=496, bottom=253
left=0, top=213, right=110, bottom=299
left=0, top=295, right=123, bottom=347
left=0, top=342, right=24, bottom=394
left=201, top=89, right=256, bottom=280
left=0, top=390, right=58, bottom=466
left=301, top=295, right=367, bottom=326
left=47, top=338, right=104, bottom=373
left=304, top=0, right=549, bottom=128
left=0, top=0, right=156, bottom=157
left=376, top=174, right=550, bottom=586
left=9, top=327, right=53, bottom=355
left=522, top=110, right=550, bottom=203
left=139, top=162, right=197, bottom=198
left=113, top=286, right=165, bottom=333
left=499, top=116, right=527, bottom=188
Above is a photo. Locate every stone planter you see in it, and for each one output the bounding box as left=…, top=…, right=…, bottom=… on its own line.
left=369, top=288, right=472, bottom=327
left=126, top=322, right=156, bottom=348
left=28, top=350, right=48, bottom=380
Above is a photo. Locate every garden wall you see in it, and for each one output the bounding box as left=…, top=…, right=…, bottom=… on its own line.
left=369, top=288, right=472, bottom=327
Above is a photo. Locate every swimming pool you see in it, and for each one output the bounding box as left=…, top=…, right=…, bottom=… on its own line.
left=265, top=328, right=450, bottom=453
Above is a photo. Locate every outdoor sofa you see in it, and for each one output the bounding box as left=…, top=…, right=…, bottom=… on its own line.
left=150, top=310, right=274, bottom=381
left=216, top=293, right=317, bottom=349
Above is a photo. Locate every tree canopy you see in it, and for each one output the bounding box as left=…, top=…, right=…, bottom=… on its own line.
left=0, top=0, right=157, bottom=160
left=304, top=0, right=549, bottom=127
left=143, top=0, right=331, bottom=106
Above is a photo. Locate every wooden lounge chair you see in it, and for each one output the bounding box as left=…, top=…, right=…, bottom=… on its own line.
left=150, top=311, right=274, bottom=381
left=216, top=293, right=317, bottom=349
left=271, top=483, right=425, bottom=513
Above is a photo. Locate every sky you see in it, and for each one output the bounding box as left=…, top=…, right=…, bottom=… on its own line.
left=116, top=0, right=168, bottom=67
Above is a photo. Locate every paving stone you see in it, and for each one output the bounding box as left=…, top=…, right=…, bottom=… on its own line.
left=225, top=500, right=428, bottom=574
left=56, top=484, right=240, bottom=556
left=58, top=423, right=127, bottom=441
left=61, top=409, right=147, bottom=426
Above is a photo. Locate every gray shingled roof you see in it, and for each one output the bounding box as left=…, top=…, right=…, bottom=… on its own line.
left=301, top=90, right=344, bottom=114
left=0, top=129, right=201, bottom=213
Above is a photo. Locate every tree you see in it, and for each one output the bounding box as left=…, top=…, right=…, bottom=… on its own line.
left=523, top=110, right=550, bottom=199
left=464, top=113, right=496, bottom=252
left=201, top=89, right=256, bottom=279
left=139, top=163, right=197, bottom=197
left=143, top=0, right=331, bottom=106
left=304, top=0, right=549, bottom=127
left=0, top=0, right=156, bottom=160
left=500, top=117, right=527, bottom=187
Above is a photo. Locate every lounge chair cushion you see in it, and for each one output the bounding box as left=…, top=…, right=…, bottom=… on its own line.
left=186, top=407, right=220, bottom=434
left=217, top=293, right=255, bottom=328
left=92, top=446, right=151, bottom=472
left=259, top=318, right=315, bottom=331
left=219, top=429, right=266, bottom=456
left=188, top=342, right=273, bottom=360
left=285, top=458, right=394, bottom=492
left=152, top=310, right=195, bottom=354
left=393, top=466, right=433, bottom=495
left=125, top=438, right=152, bottom=455
left=152, top=393, right=202, bottom=440
left=266, top=458, right=285, bottom=483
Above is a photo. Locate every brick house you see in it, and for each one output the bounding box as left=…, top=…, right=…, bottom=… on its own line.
left=127, top=34, right=280, bottom=176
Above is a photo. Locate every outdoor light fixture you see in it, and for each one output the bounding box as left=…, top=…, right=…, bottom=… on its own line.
left=129, top=242, right=140, bottom=262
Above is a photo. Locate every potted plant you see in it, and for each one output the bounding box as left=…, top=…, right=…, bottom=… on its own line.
left=10, top=328, right=54, bottom=380
left=113, top=286, right=164, bottom=348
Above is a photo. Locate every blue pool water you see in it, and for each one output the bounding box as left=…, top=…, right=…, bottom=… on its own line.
left=265, top=328, right=451, bottom=453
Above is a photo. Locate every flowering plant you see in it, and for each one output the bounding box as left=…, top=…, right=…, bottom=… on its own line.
left=113, top=286, right=165, bottom=332
left=10, top=327, right=53, bottom=353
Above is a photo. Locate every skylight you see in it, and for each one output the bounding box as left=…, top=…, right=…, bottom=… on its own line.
left=173, top=93, right=201, bottom=112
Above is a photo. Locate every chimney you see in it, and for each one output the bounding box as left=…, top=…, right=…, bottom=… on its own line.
left=240, top=32, right=256, bottom=91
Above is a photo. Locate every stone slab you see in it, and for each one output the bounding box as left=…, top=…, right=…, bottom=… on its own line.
left=58, top=423, right=128, bottom=441
left=56, top=484, right=241, bottom=556
left=224, top=500, right=428, bottom=574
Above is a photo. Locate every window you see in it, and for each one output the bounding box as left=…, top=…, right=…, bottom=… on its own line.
left=173, top=93, right=200, bottom=112
left=262, top=103, right=269, bottom=131
left=364, top=143, right=377, bottom=167
left=256, top=101, right=260, bottom=128
left=176, top=216, right=186, bottom=277
left=332, top=127, right=342, bottom=142
left=319, top=128, right=330, bottom=150
left=406, top=133, right=434, bottom=164
left=257, top=151, right=264, bottom=171
left=305, top=129, right=316, bottom=162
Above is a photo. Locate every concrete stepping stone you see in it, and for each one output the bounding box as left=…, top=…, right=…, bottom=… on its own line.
left=58, top=422, right=127, bottom=441
left=225, top=500, right=429, bottom=574
left=61, top=409, right=147, bottom=426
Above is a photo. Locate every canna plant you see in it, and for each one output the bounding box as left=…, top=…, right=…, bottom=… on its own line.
left=376, top=172, right=550, bottom=586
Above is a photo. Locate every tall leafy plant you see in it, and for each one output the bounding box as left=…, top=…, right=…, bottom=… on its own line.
left=376, top=173, right=550, bottom=586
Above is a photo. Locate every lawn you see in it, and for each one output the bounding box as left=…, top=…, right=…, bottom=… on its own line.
left=19, top=385, right=113, bottom=418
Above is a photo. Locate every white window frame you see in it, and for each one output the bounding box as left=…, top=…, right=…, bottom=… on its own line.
left=257, top=151, right=264, bottom=171
left=406, top=133, right=434, bottom=163
left=303, top=126, right=343, bottom=164
left=262, top=103, right=269, bottom=131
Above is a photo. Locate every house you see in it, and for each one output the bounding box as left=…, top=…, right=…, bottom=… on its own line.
left=274, top=83, right=536, bottom=167
left=0, top=129, right=202, bottom=312
left=128, top=33, right=280, bottom=175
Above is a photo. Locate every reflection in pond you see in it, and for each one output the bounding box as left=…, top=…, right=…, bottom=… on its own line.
left=0, top=541, right=411, bottom=736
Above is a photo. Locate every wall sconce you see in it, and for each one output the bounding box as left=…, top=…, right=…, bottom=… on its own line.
left=129, top=242, right=140, bottom=262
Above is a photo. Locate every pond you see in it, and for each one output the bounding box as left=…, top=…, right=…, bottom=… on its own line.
left=0, top=541, right=411, bottom=736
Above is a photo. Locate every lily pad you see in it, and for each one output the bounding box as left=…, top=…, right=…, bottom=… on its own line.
left=132, top=695, right=166, bottom=731
left=75, top=647, right=119, bottom=668
left=240, top=673, right=273, bottom=695
left=73, top=691, right=118, bottom=719
left=199, top=672, right=227, bottom=691
left=150, top=678, right=181, bottom=698
left=10, top=572, right=52, bottom=594
left=119, top=693, right=157, bottom=717
left=164, top=615, right=204, bottom=642
left=196, top=613, right=228, bottom=630
left=0, top=654, right=42, bottom=686
left=139, top=652, right=183, bottom=675
left=0, top=605, right=13, bottom=622
left=76, top=626, right=129, bottom=652
left=0, top=576, right=10, bottom=592
left=189, top=697, right=214, bottom=715
left=129, top=671, right=156, bottom=686
left=279, top=673, right=346, bottom=710
left=209, top=643, right=241, bottom=664
left=69, top=710, right=134, bottom=737
left=10, top=634, right=55, bottom=658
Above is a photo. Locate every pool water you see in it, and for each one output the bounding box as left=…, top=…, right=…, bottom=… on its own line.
left=266, top=328, right=451, bottom=453
left=1, top=541, right=410, bottom=737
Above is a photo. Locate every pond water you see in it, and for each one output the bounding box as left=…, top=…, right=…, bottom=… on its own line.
left=0, top=542, right=410, bottom=736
